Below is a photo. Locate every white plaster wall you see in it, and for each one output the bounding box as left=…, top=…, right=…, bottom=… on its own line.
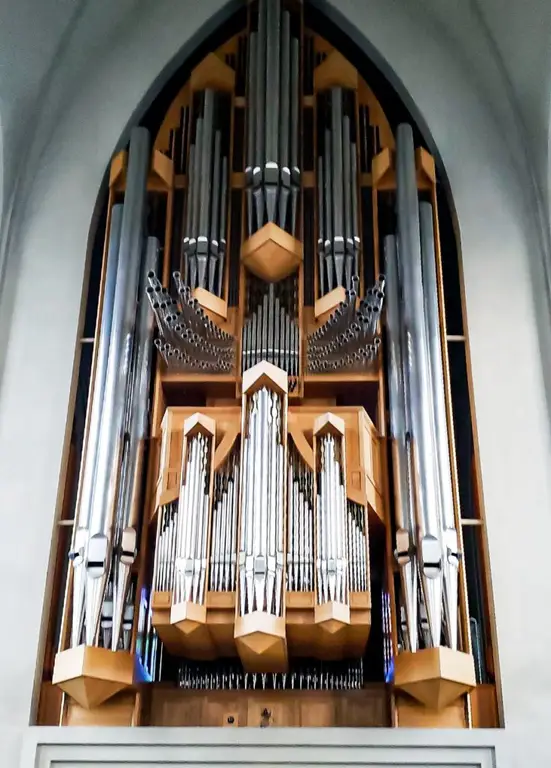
left=0, top=1, right=549, bottom=766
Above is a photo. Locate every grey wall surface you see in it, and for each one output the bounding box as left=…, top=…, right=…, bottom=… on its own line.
left=0, top=1, right=549, bottom=767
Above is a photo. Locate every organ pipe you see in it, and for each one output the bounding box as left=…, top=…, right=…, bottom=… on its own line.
left=246, top=0, right=300, bottom=237
left=317, top=88, right=359, bottom=295
left=71, top=203, right=123, bottom=649
left=182, top=90, right=229, bottom=297
left=111, top=235, right=159, bottom=651
left=73, top=127, right=150, bottom=649
left=387, top=124, right=461, bottom=656
left=395, top=123, right=444, bottom=649
left=174, top=423, right=214, bottom=606
left=419, top=202, right=459, bottom=651
left=239, top=382, right=286, bottom=617
left=385, top=234, right=418, bottom=653
left=315, top=425, right=348, bottom=607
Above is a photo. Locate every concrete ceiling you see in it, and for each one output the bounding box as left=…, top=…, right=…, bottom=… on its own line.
left=0, top=0, right=549, bottom=229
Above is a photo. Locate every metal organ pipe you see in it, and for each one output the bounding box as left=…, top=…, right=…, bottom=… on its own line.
left=238, top=386, right=285, bottom=617
left=316, top=432, right=348, bottom=606
left=384, top=234, right=418, bottom=652
left=209, top=446, right=240, bottom=592
left=317, top=87, right=359, bottom=296
left=419, top=202, right=459, bottom=651
left=395, top=123, right=443, bottom=649
left=174, top=431, right=212, bottom=606
left=84, top=127, right=150, bottom=647
left=111, top=236, right=160, bottom=651
left=182, top=90, right=228, bottom=297
left=71, top=203, right=123, bottom=648
left=287, top=444, right=314, bottom=592
left=246, top=0, right=300, bottom=237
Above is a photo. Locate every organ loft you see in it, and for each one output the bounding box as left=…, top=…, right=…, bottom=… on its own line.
left=39, top=0, right=498, bottom=730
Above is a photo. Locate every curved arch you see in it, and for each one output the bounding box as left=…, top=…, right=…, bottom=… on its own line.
left=0, top=1, right=549, bottom=758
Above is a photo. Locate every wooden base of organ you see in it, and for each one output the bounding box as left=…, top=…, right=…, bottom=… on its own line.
left=52, top=645, right=138, bottom=710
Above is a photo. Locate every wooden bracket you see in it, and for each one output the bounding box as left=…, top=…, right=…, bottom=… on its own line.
left=314, top=50, right=358, bottom=91
left=193, top=287, right=228, bottom=321
left=241, top=223, right=303, bottom=282
left=191, top=53, right=236, bottom=92
left=234, top=612, right=288, bottom=673
left=314, top=286, right=346, bottom=324
left=52, top=645, right=135, bottom=710
left=394, top=647, right=476, bottom=710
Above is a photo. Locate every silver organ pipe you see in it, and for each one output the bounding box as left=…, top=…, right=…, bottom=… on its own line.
left=152, top=503, right=179, bottom=593
left=419, top=201, right=459, bottom=651
left=386, top=123, right=461, bottom=655
left=182, top=89, right=229, bottom=297
left=246, top=0, right=300, bottom=237
left=385, top=234, right=418, bottom=652
left=239, top=384, right=286, bottom=617
left=209, top=445, right=240, bottom=592
left=111, top=235, right=160, bottom=651
left=395, top=123, right=444, bottom=649
left=317, top=87, right=359, bottom=295
left=74, top=127, right=150, bottom=649
left=241, top=275, right=299, bottom=379
left=315, top=427, right=348, bottom=607
left=346, top=502, right=368, bottom=592
left=71, top=203, right=123, bottom=649
left=174, top=426, right=214, bottom=606
left=286, top=443, right=314, bottom=592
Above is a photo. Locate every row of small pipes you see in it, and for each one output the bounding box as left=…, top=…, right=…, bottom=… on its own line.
left=209, top=447, right=240, bottom=592
left=152, top=433, right=367, bottom=602
left=147, top=270, right=234, bottom=373
left=387, top=124, right=459, bottom=653
left=286, top=444, right=314, bottom=592
left=347, top=502, right=368, bottom=592
left=307, top=276, right=385, bottom=373
left=178, top=657, right=364, bottom=691
left=241, top=279, right=299, bottom=379
left=69, top=127, right=157, bottom=653
left=246, top=0, right=300, bottom=237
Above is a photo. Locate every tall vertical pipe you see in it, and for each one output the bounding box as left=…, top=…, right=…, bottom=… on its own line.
left=111, top=236, right=159, bottom=650
left=385, top=234, right=418, bottom=652
left=290, top=36, right=300, bottom=235
left=246, top=32, right=257, bottom=236
left=85, top=127, right=149, bottom=646
left=279, top=11, right=291, bottom=231
left=71, top=203, right=123, bottom=648
left=331, top=88, right=345, bottom=286
left=420, top=202, right=459, bottom=650
left=396, top=124, right=443, bottom=647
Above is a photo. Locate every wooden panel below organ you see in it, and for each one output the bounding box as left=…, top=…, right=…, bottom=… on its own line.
left=146, top=685, right=390, bottom=727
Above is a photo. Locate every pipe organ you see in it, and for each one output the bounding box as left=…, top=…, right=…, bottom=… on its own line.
left=44, top=0, right=497, bottom=731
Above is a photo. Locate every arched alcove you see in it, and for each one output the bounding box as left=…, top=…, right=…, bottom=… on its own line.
left=34, top=0, right=501, bottom=730
left=0, top=3, right=549, bottom=762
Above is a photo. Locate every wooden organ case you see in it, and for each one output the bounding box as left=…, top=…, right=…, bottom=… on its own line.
left=40, top=0, right=499, bottom=731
